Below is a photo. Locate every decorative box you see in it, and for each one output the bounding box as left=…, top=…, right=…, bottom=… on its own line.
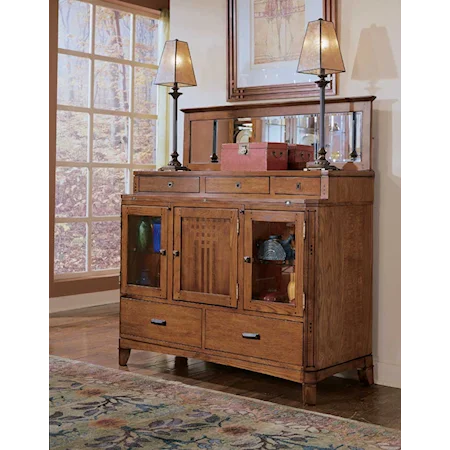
left=221, top=142, right=288, bottom=171
left=287, top=144, right=315, bottom=170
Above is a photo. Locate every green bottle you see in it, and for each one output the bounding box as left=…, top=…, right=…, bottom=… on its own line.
left=137, top=219, right=150, bottom=252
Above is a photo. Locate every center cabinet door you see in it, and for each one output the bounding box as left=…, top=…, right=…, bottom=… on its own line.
left=173, top=207, right=239, bottom=308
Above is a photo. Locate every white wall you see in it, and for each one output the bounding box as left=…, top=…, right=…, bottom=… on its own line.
left=171, top=0, right=401, bottom=388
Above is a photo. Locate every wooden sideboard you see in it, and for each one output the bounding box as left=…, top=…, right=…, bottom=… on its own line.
left=119, top=170, right=374, bottom=405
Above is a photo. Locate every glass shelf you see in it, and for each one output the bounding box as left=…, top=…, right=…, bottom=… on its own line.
left=254, top=259, right=295, bottom=267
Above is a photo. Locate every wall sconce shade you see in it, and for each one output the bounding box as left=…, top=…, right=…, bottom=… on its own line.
left=297, top=19, right=345, bottom=76
left=154, top=39, right=197, bottom=87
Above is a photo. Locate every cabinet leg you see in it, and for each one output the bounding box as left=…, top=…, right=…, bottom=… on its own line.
left=119, top=348, right=131, bottom=366
left=175, top=356, right=188, bottom=365
left=358, top=356, right=374, bottom=386
left=302, top=383, right=317, bottom=406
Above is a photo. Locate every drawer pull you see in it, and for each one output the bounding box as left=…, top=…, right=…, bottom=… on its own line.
left=244, top=256, right=251, bottom=263
left=159, top=249, right=166, bottom=256
left=151, top=318, right=166, bottom=326
left=173, top=250, right=180, bottom=257
left=167, top=181, right=174, bottom=187
left=296, top=182, right=301, bottom=190
left=235, top=182, right=241, bottom=189
left=242, top=332, right=260, bottom=340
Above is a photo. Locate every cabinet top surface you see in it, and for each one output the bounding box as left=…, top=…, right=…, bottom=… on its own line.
left=134, top=170, right=375, bottom=178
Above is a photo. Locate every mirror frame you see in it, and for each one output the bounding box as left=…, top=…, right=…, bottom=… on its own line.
left=182, top=96, right=376, bottom=171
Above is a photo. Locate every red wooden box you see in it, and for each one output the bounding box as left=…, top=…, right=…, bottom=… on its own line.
left=221, top=142, right=288, bottom=171
left=287, top=144, right=315, bottom=170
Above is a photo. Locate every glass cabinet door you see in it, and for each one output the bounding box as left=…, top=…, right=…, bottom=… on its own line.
left=121, top=206, right=168, bottom=299
left=243, top=211, right=305, bottom=317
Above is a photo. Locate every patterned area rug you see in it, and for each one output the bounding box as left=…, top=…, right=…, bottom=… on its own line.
left=49, top=356, right=400, bottom=449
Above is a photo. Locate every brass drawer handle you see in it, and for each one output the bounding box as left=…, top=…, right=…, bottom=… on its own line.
left=168, top=181, right=174, bottom=188
left=173, top=250, right=180, bottom=257
left=242, top=332, right=260, bottom=340
left=151, top=318, right=166, bottom=326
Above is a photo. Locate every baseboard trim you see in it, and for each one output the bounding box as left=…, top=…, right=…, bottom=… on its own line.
left=335, top=358, right=400, bottom=388
left=49, top=289, right=120, bottom=313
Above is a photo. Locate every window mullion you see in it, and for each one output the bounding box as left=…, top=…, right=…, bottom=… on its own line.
left=87, top=4, right=96, bottom=274
left=128, top=11, right=136, bottom=193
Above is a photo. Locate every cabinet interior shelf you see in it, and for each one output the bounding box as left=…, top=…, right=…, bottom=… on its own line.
left=255, top=259, right=295, bottom=267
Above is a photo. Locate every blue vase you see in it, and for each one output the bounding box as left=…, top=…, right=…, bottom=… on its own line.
left=152, top=222, right=161, bottom=253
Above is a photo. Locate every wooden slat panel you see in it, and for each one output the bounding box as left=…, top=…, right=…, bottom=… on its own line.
left=173, top=208, right=238, bottom=308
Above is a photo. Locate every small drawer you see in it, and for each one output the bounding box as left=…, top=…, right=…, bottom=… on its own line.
left=138, top=177, right=200, bottom=193
left=205, top=177, right=269, bottom=194
left=120, top=298, right=202, bottom=347
left=272, top=177, right=320, bottom=196
left=205, top=310, right=302, bottom=365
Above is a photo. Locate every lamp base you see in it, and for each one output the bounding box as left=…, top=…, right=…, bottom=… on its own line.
left=306, top=159, right=339, bottom=171
left=158, top=163, right=191, bottom=172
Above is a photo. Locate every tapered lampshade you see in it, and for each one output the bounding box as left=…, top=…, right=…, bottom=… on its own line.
left=154, top=39, right=197, bottom=87
left=297, top=18, right=345, bottom=75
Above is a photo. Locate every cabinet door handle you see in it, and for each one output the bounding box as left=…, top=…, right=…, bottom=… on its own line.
left=244, top=256, right=251, bottom=263
left=173, top=250, right=180, bottom=257
left=242, top=332, right=260, bottom=340
left=159, top=249, right=166, bottom=256
left=151, top=318, right=166, bottom=326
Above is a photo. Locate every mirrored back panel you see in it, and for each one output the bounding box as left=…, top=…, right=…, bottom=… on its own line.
left=182, top=96, right=375, bottom=171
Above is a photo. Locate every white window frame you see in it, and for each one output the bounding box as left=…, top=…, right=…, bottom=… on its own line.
left=55, top=0, right=163, bottom=280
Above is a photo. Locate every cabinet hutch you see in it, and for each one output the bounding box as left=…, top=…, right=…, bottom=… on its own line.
left=119, top=97, right=375, bottom=405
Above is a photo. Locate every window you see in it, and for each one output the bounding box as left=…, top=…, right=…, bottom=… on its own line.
left=54, top=0, right=164, bottom=282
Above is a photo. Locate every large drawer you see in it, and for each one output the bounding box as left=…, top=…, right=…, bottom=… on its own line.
left=271, top=177, right=321, bottom=196
left=205, top=310, right=303, bottom=365
left=205, top=177, right=269, bottom=194
left=138, top=176, right=200, bottom=193
left=120, top=298, right=202, bottom=347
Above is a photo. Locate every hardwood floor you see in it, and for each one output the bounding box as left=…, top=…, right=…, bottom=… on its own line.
left=49, top=303, right=400, bottom=430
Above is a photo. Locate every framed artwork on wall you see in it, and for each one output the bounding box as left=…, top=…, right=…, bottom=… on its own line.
left=227, top=0, right=337, bottom=102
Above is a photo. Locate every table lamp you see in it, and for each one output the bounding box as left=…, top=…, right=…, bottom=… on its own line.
left=297, top=18, right=345, bottom=170
left=154, top=39, right=197, bottom=171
